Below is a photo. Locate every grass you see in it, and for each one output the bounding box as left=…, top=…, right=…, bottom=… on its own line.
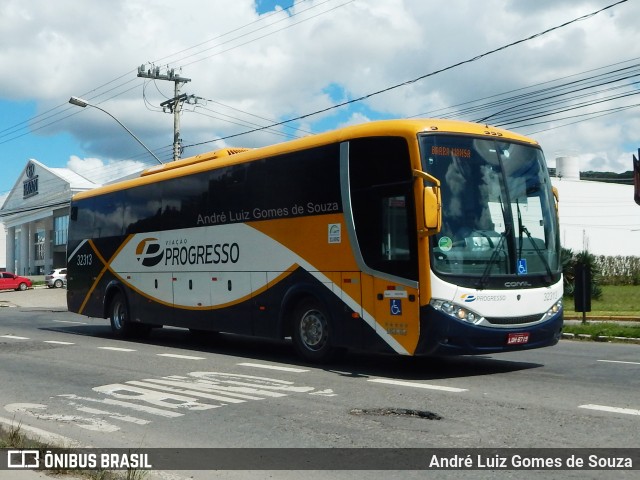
left=563, top=322, right=640, bottom=340
left=563, top=284, right=640, bottom=317
left=562, top=284, right=640, bottom=341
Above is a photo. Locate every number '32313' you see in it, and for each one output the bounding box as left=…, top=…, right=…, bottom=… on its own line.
left=77, top=254, right=93, bottom=266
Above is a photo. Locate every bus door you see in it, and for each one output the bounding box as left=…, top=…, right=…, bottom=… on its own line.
left=367, top=194, right=421, bottom=355
left=369, top=276, right=420, bottom=355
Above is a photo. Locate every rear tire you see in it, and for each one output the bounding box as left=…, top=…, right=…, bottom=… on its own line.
left=109, top=292, right=131, bottom=338
left=292, top=298, right=337, bottom=363
left=109, top=292, right=151, bottom=338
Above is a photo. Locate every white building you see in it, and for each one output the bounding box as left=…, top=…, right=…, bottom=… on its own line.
left=550, top=156, right=639, bottom=257
left=0, top=159, right=98, bottom=275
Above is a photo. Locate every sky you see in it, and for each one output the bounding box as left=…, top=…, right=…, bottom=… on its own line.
left=1, top=0, right=640, bottom=202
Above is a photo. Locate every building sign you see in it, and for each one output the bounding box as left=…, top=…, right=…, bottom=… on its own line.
left=23, top=163, right=39, bottom=199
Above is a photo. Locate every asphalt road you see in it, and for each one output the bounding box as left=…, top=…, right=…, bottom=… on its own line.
left=0, top=287, right=638, bottom=480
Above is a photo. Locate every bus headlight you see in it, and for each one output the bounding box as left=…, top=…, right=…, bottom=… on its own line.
left=430, top=299, right=485, bottom=325
left=543, top=299, right=563, bottom=319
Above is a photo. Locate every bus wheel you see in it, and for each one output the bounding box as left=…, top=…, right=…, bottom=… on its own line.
left=292, top=298, right=336, bottom=363
left=109, top=292, right=134, bottom=338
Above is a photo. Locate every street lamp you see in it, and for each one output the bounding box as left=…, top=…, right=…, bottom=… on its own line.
left=68, top=96, right=163, bottom=164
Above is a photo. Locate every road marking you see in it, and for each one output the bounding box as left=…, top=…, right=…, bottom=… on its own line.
left=75, top=406, right=151, bottom=425
left=368, top=378, right=468, bottom=393
left=44, top=340, right=75, bottom=345
left=126, top=380, right=252, bottom=403
left=59, top=394, right=183, bottom=418
left=598, top=359, right=640, bottom=366
left=579, top=404, right=640, bottom=416
left=0, top=334, right=29, bottom=340
left=157, top=353, right=206, bottom=360
left=52, top=320, right=88, bottom=324
left=238, top=362, right=309, bottom=373
left=98, top=346, right=137, bottom=352
left=0, top=415, right=81, bottom=447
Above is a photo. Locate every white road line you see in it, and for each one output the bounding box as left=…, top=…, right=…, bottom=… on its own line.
left=52, top=320, right=88, bottom=324
left=579, top=404, right=640, bottom=416
left=76, top=406, right=151, bottom=425
left=157, top=353, right=206, bottom=360
left=98, top=346, right=137, bottom=352
left=44, top=340, right=75, bottom=345
left=598, top=359, right=640, bottom=366
left=368, top=378, right=468, bottom=393
left=238, top=362, right=309, bottom=373
left=0, top=334, right=29, bottom=340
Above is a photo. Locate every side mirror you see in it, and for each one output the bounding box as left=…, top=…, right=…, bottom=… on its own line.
left=413, top=170, right=442, bottom=235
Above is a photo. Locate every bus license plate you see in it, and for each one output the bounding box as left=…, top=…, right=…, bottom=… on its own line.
left=507, top=332, right=530, bottom=345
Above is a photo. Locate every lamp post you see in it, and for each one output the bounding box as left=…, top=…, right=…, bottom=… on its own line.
left=68, top=96, right=163, bottom=165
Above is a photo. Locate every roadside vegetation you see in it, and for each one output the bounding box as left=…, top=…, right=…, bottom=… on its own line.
left=561, top=248, right=640, bottom=341
left=562, top=322, right=640, bottom=341
left=564, top=285, right=640, bottom=317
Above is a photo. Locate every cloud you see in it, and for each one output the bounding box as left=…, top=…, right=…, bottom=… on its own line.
left=66, top=155, right=147, bottom=184
left=1, top=0, right=639, bottom=176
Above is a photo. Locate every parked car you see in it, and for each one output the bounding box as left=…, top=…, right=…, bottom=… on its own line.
left=45, top=268, right=67, bottom=288
left=0, top=272, right=32, bottom=291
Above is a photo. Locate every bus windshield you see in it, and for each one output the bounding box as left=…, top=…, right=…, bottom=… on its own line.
left=420, top=134, right=561, bottom=288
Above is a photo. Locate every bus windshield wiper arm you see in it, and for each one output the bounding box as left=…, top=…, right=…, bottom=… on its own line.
left=476, top=226, right=509, bottom=289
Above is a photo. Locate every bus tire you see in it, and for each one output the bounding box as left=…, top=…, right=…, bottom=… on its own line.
left=292, top=298, right=336, bottom=363
left=109, top=292, right=138, bottom=338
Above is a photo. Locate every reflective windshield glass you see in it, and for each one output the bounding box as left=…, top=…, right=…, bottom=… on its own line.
left=420, top=134, right=560, bottom=287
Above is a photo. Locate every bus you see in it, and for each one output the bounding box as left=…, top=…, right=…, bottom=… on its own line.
left=66, top=119, right=563, bottom=362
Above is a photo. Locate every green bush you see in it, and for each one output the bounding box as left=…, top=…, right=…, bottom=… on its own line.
left=594, top=255, right=640, bottom=285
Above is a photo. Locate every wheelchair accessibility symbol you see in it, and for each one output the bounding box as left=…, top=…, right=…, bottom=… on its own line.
left=518, top=259, right=528, bottom=275
left=390, top=299, right=402, bottom=316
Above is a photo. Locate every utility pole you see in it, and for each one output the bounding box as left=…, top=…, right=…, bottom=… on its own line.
left=137, top=64, right=191, bottom=162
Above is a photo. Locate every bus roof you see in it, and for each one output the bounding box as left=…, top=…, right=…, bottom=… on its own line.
left=72, top=118, right=539, bottom=201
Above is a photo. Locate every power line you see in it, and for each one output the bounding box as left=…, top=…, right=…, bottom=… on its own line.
left=182, top=0, right=629, bottom=150
left=0, top=1, right=342, bottom=149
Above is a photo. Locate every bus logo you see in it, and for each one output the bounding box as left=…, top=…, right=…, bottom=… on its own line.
left=135, top=238, right=163, bottom=267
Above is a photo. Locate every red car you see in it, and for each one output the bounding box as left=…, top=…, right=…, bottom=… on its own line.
left=0, top=272, right=32, bottom=291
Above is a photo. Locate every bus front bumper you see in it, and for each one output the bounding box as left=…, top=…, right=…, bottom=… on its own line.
left=415, top=305, right=564, bottom=356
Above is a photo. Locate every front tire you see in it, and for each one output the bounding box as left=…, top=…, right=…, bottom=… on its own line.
left=292, top=298, right=337, bottom=363
left=17, top=283, right=27, bottom=291
left=54, top=279, right=63, bottom=288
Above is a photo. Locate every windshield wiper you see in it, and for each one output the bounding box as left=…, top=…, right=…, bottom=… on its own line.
left=476, top=225, right=509, bottom=289
left=476, top=194, right=510, bottom=289
left=516, top=200, right=552, bottom=278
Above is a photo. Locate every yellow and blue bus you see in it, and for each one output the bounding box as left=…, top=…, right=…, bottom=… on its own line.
left=67, top=119, right=563, bottom=362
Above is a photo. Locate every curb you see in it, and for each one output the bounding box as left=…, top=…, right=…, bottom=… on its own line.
left=564, top=315, right=640, bottom=322
left=561, top=332, right=640, bottom=345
